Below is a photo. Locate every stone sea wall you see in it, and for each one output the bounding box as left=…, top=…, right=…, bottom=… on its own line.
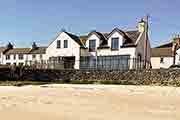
left=0, top=68, right=180, bottom=86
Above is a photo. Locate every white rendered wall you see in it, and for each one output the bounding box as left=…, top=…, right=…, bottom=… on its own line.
left=46, top=32, right=80, bottom=69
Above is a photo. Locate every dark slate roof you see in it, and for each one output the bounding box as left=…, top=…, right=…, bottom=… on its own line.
left=30, top=47, right=47, bottom=54
left=125, top=30, right=141, bottom=43
left=65, top=32, right=85, bottom=47
left=0, top=47, right=7, bottom=53
left=80, top=29, right=141, bottom=48
left=5, top=48, right=31, bottom=55
left=155, top=42, right=173, bottom=48
left=151, top=48, right=173, bottom=57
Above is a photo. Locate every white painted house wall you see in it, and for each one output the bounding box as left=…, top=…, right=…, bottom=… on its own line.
left=151, top=57, right=173, bottom=69
left=28, top=54, right=46, bottom=62
left=4, top=54, right=29, bottom=65
left=175, top=48, right=180, bottom=65
left=46, top=32, right=80, bottom=69
left=0, top=52, right=4, bottom=64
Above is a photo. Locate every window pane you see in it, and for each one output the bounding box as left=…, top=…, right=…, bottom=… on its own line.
left=64, top=40, right=68, bottom=48
left=89, top=40, right=96, bottom=52
left=89, top=40, right=96, bottom=48
left=111, top=38, right=119, bottom=49
left=32, top=54, right=36, bottom=59
left=19, top=54, right=24, bottom=60
left=57, top=40, right=61, bottom=48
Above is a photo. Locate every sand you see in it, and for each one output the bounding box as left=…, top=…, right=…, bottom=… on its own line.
left=0, top=84, right=179, bottom=120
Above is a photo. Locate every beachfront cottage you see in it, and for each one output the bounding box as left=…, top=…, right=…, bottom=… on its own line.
left=80, top=18, right=151, bottom=70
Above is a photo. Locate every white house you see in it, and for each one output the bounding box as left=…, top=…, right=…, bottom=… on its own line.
left=46, top=31, right=85, bottom=69
left=4, top=48, right=31, bottom=66
left=80, top=18, right=151, bottom=70
left=151, top=47, right=173, bottom=69
left=151, top=36, right=180, bottom=69
left=0, top=42, right=47, bottom=66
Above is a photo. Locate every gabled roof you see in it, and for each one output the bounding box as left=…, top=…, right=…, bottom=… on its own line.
left=151, top=48, right=173, bottom=57
left=30, top=47, right=47, bottom=54
left=88, top=31, right=107, bottom=41
left=64, top=32, right=85, bottom=47
left=81, top=29, right=141, bottom=48
left=48, top=31, right=85, bottom=48
left=5, top=48, right=31, bottom=55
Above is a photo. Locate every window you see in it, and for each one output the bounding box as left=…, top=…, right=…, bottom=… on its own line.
left=64, top=40, right=68, bottom=48
left=32, top=54, right=36, bottom=59
left=19, top=62, right=24, bottom=66
left=40, top=54, right=43, bottom=59
left=6, top=55, right=10, bottom=60
left=57, top=40, right=61, bottom=48
left=111, top=38, right=119, bottom=49
left=19, top=54, right=24, bottom=60
left=89, top=40, right=96, bottom=52
left=160, top=57, right=164, bottom=63
left=14, top=55, right=16, bottom=60
left=6, top=63, right=11, bottom=65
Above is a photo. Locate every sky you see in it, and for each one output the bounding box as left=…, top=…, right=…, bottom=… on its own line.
left=0, top=0, right=180, bottom=47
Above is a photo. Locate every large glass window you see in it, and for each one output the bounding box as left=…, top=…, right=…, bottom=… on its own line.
left=111, top=38, right=119, bottom=49
left=89, top=40, right=96, bottom=52
left=64, top=40, right=68, bottom=48
left=57, top=40, right=61, bottom=48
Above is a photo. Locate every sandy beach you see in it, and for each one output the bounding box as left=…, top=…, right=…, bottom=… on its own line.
left=0, top=84, right=179, bottom=120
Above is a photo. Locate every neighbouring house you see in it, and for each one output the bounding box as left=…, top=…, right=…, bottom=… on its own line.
left=4, top=47, right=31, bottom=66
left=151, top=47, right=173, bottom=69
left=0, top=43, right=14, bottom=64
left=28, top=42, right=47, bottom=65
left=0, top=42, right=47, bottom=66
left=151, top=36, right=180, bottom=69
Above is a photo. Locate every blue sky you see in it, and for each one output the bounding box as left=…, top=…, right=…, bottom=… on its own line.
left=0, top=0, right=180, bottom=47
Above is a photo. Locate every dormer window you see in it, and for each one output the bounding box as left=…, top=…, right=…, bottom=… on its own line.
left=111, top=37, right=119, bottom=50
left=89, top=40, right=96, bottom=52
